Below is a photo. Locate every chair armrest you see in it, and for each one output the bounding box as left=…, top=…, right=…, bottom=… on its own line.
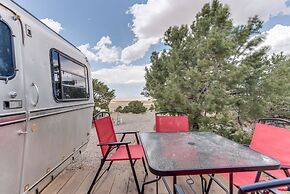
left=116, top=131, right=141, bottom=144
left=174, top=184, right=185, bottom=194
left=115, top=130, right=139, bottom=134
left=97, top=141, right=131, bottom=146
left=238, top=177, right=290, bottom=194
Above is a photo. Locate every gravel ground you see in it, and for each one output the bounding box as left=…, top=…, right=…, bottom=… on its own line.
left=68, top=112, right=155, bottom=169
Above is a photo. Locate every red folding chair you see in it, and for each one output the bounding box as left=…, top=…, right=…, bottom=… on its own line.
left=155, top=111, right=191, bottom=193
left=217, top=118, right=290, bottom=192
left=88, top=111, right=148, bottom=194
left=155, top=111, right=189, bottom=132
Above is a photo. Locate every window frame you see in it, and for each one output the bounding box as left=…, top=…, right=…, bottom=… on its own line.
left=0, top=20, right=16, bottom=81
left=50, top=48, right=90, bottom=102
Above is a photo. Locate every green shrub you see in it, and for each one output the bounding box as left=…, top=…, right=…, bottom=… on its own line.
left=115, top=106, right=123, bottom=112
left=121, top=101, right=147, bottom=114
left=149, top=104, right=155, bottom=112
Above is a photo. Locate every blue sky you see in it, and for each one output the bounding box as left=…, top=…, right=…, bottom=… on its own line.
left=14, top=0, right=290, bottom=99
left=14, top=0, right=153, bottom=65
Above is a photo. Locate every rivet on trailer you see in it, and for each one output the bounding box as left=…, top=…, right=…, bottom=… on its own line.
left=0, top=0, right=94, bottom=193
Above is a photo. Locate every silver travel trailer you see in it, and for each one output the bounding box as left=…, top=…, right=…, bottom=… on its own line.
left=0, top=1, right=94, bottom=193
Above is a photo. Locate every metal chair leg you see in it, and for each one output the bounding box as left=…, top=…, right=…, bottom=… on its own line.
left=126, top=145, right=141, bottom=194
left=87, top=160, right=106, bottom=194
left=106, top=161, right=113, bottom=171
left=206, top=174, right=229, bottom=194
left=283, top=169, right=290, bottom=177
left=141, top=176, right=161, bottom=194
left=200, top=175, right=208, bottom=194
left=142, top=157, right=148, bottom=175
left=162, top=177, right=172, bottom=194
left=206, top=174, right=214, bottom=194
left=129, top=160, right=141, bottom=194
left=87, top=147, right=112, bottom=194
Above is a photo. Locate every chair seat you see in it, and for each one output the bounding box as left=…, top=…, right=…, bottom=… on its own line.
left=222, top=171, right=289, bottom=191
left=222, top=172, right=266, bottom=187
left=107, top=144, right=145, bottom=161
left=266, top=169, right=287, bottom=178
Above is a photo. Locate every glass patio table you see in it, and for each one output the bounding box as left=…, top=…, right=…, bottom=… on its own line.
left=139, top=132, right=280, bottom=194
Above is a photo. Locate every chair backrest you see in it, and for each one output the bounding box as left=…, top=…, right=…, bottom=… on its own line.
left=250, top=120, right=290, bottom=166
left=93, top=112, right=117, bottom=157
left=155, top=112, right=189, bottom=132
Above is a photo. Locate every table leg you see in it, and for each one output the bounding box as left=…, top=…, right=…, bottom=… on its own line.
left=156, top=176, right=158, bottom=194
left=254, top=171, right=262, bottom=182
left=173, top=176, right=177, bottom=194
left=229, top=173, right=233, bottom=194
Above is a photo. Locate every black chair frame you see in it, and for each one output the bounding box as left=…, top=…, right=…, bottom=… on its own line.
left=238, top=177, right=290, bottom=194
left=87, top=111, right=148, bottom=194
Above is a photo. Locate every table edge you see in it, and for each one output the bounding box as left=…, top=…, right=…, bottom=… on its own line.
left=139, top=132, right=281, bottom=176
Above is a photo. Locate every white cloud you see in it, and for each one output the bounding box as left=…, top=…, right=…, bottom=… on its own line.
left=129, top=0, right=201, bottom=40
left=41, top=18, right=63, bottom=33
left=263, top=24, right=290, bottom=55
left=80, top=1, right=290, bottom=64
left=223, top=0, right=290, bottom=24
left=121, top=0, right=290, bottom=64
left=96, top=46, right=119, bottom=63
left=78, top=36, right=120, bottom=63
left=129, top=0, right=290, bottom=39
left=78, top=44, right=98, bottom=62
left=94, top=36, right=119, bottom=63
left=91, top=64, right=150, bottom=84
left=94, top=36, right=112, bottom=49
left=121, top=38, right=159, bottom=64
left=92, top=64, right=151, bottom=98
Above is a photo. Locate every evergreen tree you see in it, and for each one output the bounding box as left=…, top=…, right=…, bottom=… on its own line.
left=143, top=0, right=290, bottom=143
left=93, top=79, right=115, bottom=111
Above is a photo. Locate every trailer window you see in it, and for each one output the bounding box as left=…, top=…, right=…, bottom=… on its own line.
left=50, top=49, right=89, bottom=101
left=0, top=21, right=14, bottom=79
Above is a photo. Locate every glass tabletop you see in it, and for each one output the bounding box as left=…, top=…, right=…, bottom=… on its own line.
left=139, top=132, right=280, bottom=176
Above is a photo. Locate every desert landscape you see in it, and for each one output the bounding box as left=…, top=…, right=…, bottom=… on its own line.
left=108, top=99, right=154, bottom=112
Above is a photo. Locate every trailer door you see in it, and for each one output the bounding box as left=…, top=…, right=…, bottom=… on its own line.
left=0, top=6, right=26, bottom=194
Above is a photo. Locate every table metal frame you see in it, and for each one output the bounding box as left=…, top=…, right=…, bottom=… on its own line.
left=139, top=132, right=280, bottom=194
